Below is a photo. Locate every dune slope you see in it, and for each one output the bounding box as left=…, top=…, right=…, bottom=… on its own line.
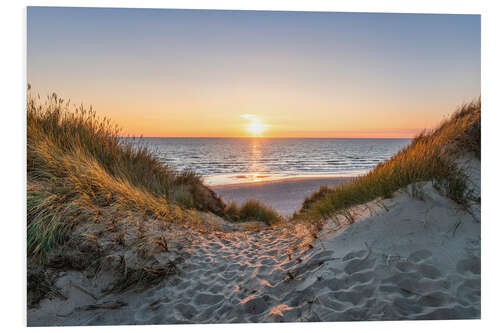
left=28, top=155, right=480, bottom=324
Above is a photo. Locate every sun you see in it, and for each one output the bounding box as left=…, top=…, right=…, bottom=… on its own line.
left=242, top=114, right=269, bottom=137
left=246, top=121, right=266, bottom=137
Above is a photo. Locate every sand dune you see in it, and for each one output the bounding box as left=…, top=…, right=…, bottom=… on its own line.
left=28, top=157, right=480, bottom=325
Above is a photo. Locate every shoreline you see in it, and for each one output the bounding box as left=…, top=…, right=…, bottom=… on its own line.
left=209, top=175, right=354, bottom=189
left=211, top=176, right=353, bottom=217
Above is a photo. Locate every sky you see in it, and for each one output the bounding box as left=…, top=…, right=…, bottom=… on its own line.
left=27, top=7, right=480, bottom=138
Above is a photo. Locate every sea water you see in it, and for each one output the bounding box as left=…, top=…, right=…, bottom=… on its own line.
left=124, top=137, right=411, bottom=185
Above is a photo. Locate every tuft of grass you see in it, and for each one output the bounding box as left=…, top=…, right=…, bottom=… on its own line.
left=224, top=201, right=240, bottom=221
left=296, top=99, right=480, bottom=224
left=224, top=199, right=282, bottom=226
left=27, top=88, right=225, bottom=258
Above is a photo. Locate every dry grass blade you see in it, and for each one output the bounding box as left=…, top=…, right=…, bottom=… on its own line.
left=27, top=89, right=226, bottom=258
left=296, top=99, right=480, bottom=225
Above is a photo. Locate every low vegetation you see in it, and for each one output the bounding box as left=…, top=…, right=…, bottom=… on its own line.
left=296, top=99, right=480, bottom=224
left=27, top=88, right=229, bottom=258
left=224, top=199, right=283, bottom=226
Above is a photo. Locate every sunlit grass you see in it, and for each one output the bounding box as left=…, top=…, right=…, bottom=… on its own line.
left=224, top=199, right=283, bottom=226
left=295, top=99, right=480, bottom=225
left=27, top=88, right=225, bottom=257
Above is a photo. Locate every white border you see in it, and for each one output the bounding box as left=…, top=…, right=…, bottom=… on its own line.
left=2, top=1, right=499, bottom=332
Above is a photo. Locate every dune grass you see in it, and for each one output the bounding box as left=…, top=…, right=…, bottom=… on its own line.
left=224, top=199, right=283, bottom=226
left=27, top=89, right=226, bottom=257
left=27, top=87, right=480, bottom=256
left=296, top=99, right=480, bottom=224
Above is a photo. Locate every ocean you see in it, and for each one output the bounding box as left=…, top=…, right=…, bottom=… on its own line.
left=124, top=138, right=411, bottom=186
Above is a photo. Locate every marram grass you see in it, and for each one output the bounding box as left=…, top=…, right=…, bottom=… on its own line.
left=27, top=90, right=225, bottom=257
left=224, top=199, right=283, bottom=226
left=296, top=99, right=480, bottom=225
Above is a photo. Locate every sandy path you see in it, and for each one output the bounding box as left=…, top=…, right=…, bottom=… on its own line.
left=212, top=177, right=351, bottom=217
left=28, top=178, right=480, bottom=325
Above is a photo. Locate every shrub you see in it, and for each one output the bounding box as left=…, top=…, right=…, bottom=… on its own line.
left=224, top=199, right=282, bottom=226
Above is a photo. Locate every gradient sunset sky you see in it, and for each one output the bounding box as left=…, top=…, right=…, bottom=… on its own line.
left=27, top=7, right=480, bottom=138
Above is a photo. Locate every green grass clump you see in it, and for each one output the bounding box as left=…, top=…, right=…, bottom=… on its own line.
left=27, top=88, right=225, bottom=257
left=224, top=199, right=283, bottom=226
left=296, top=99, right=480, bottom=224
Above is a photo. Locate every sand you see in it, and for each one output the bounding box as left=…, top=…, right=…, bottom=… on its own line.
left=212, top=176, right=352, bottom=217
left=27, top=159, right=480, bottom=325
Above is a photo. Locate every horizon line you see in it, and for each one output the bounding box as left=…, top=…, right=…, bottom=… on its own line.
left=119, top=136, right=414, bottom=140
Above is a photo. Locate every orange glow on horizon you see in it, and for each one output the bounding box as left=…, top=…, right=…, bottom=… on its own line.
left=27, top=88, right=465, bottom=140
left=99, top=103, right=434, bottom=139
left=242, top=114, right=269, bottom=137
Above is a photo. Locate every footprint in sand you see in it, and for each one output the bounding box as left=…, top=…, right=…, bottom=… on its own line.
left=287, top=285, right=316, bottom=307
left=331, top=286, right=374, bottom=306
left=316, top=293, right=347, bottom=312
left=175, top=303, right=197, bottom=320
left=456, top=278, right=480, bottom=304
left=394, top=260, right=413, bottom=272
left=342, top=250, right=368, bottom=262
left=195, top=293, right=224, bottom=305
left=414, top=305, right=479, bottom=320
left=343, top=257, right=376, bottom=275
left=408, top=249, right=433, bottom=263
left=416, top=291, right=448, bottom=307
left=417, top=263, right=442, bottom=280
left=456, top=256, right=480, bottom=275
left=242, top=295, right=271, bottom=315
left=349, top=271, right=376, bottom=284
left=324, top=277, right=348, bottom=291
left=392, top=297, right=424, bottom=317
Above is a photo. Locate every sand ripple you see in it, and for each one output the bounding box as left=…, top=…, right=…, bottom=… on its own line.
left=28, top=181, right=480, bottom=325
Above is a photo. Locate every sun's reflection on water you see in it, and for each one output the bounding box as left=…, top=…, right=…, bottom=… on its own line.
left=249, top=139, right=265, bottom=181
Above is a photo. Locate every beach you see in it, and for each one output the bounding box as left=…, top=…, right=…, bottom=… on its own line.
left=28, top=163, right=481, bottom=325
left=211, top=176, right=352, bottom=217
